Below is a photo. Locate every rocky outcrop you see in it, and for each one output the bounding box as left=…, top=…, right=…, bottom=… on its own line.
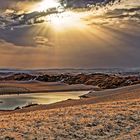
left=63, top=73, right=140, bottom=89
left=0, top=73, right=140, bottom=90
left=0, top=73, right=36, bottom=81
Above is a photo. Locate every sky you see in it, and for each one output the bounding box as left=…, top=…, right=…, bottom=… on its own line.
left=0, top=0, right=140, bottom=69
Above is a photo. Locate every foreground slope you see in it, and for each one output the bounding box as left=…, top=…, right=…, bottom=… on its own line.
left=0, top=98, right=140, bottom=140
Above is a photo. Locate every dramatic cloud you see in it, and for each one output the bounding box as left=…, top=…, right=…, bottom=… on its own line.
left=0, top=0, right=139, bottom=68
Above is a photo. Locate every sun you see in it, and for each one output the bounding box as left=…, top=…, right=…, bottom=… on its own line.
left=31, top=0, right=87, bottom=31
left=33, top=0, right=61, bottom=12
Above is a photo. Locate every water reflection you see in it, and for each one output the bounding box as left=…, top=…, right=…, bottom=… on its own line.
left=0, top=91, right=87, bottom=110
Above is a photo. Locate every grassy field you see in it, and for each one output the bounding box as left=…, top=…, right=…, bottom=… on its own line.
left=0, top=98, right=140, bottom=140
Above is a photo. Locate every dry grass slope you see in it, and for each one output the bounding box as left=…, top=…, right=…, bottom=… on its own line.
left=0, top=99, right=140, bottom=140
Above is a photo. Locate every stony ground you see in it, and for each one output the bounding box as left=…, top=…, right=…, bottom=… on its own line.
left=0, top=99, right=140, bottom=140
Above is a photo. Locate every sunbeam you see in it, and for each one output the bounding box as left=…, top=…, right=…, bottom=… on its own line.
left=32, top=0, right=61, bottom=12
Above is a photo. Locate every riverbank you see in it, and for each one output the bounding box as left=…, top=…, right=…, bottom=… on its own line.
left=1, top=83, right=140, bottom=114
left=0, top=81, right=97, bottom=95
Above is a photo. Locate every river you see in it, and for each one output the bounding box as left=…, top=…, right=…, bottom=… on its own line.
left=0, top=91, right=88, bottom=110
